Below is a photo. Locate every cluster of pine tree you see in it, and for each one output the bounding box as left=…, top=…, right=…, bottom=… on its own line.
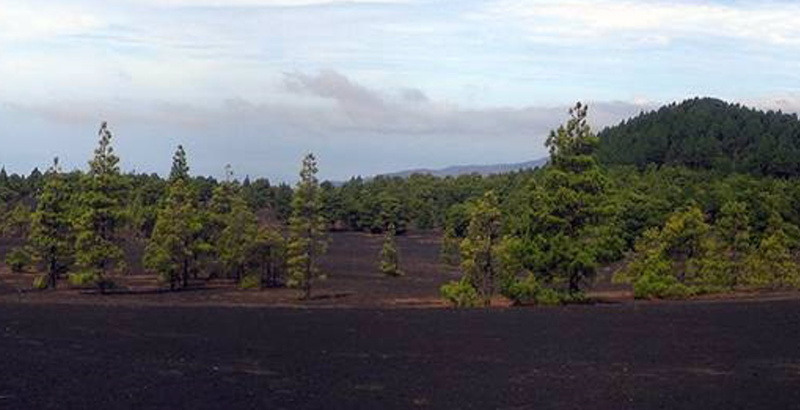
left=0, top=124, right=333, bottom=298
left=4, top=98, right=800, bottom=305
left=441, top=102, right=800, bottom=307
left=320, top=169, right=533, bottom=234
left=615, top=203, right=800, bottom=299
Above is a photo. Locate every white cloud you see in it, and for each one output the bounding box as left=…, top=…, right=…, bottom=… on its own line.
left=747, top=94, right=800, bottom=114
left=476, top=0, right=800, bottom=46
left=1, top=70, right=653, bottom=179
left=123, top=0, right=411, bottom=7
left=0, top=3, right=106, bottom=41
left=8, top=70, right=650, bottom=141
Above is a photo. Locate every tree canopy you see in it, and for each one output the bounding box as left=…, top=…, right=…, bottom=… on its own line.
left=599, top=97, right=800, bottom=177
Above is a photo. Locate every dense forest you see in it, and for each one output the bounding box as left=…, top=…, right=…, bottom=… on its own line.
left=599, top=97, right=800, bottom=176
left=3, top=98, right=800, bottom=305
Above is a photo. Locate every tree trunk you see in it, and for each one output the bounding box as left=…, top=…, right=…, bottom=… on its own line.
left=192, top=254, right=199, bottom=279
left=49, top=255, right=58, bottom=290
left=569, top=274, right=580, bottom=294
left=305, top=230, right=313, bottom=300
left=181, top=259, right=189, bottom=289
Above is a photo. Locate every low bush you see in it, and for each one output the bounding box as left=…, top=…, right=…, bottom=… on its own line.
left=503, top=273, right=577, bottom=306
left=239, top=274, right=261, bottom=290
left=68, top=272, right=117, bottom=291
left=632, top=271, right=696, bottom=299
left=440, top=279, right=480, bottom=308
left=503, top=273, right=541, bottom=305
left=32, top=275, right=49, bottom=290
left=68, top=272, right=97, bottom=287
left=5, top=247, right=32, bottom=273
left=535, top=287, right=565, bottom=306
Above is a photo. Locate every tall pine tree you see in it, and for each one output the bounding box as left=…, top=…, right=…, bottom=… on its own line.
left=460, top=191, right=503, bottom=306
left=29, top=158, right=74, bottom=289
left=514, top=103, right=608, bottom=294
left=144, top=146, right=206, bottom=290
left=217, top=193, right=259, bottom=283
left=170, top=145, right=190, bottom=181
left=74, top=122, right=126, bottom=291
left=287, top=153, right=328, bottom=299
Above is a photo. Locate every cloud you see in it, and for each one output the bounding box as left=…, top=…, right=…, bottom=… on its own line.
left=8, top=69, right=800, bottom=180
left=1, top=70, right=653, bottom=180
left=122, top=0, right=411, bottom=7
left=746, top=94, right=800, bottom=115
left=476, top=0, right=800, bottom=47
left=284, top=70, right=387, bottom=110
left=0, top=3, right=106, bottom=41
left=6, top=69, right=656, bottom=138
left=277, top=70, right=652, bottom=136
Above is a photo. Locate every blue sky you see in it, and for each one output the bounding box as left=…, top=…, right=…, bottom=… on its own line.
left=1, top=0, right=799, bottom=181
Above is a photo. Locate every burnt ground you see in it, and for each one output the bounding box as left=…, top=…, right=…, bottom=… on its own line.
left=1, top=300, right=800, bottom=409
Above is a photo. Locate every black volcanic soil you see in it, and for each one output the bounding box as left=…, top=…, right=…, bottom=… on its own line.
left=2, top=300, right=800, bottom=409
left=2, top=232, right=800, bottom=408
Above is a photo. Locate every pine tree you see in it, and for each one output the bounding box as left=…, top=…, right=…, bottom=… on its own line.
left=520, top=103, right=608, bottom=294
left=73, top=122, right=127, bottom=292
left=287, top=153, right=328, bottom=299
left=30, top=158, right=74, bottom=289
left=250, top=227, right=285, bottom=289
left=2, top=202, right=31, bottom=238
left=206, top=167, right=240, bottom=277
left=379, top=223, right=401, bottom=276
left=217, top=193, right=259, bottom=282
left=743, top=215, right=800, bottom=289
left=615, top=206, right=720, bottom=299
left=659, top=205, right=710, bottom=283
left=440, top=227, right=461, bottom=266
left=716, top=201, right=752, bottom=286
left=460, top=191, right=503, bottom=306
left=272, top=183, right=294, bottom=221
left=144, top=147, right=206, bottom=290
left=208, top=175, right=237, bottom=234
left=0, top=167, right=11, bottom=203
left=169, top=145, right=190, bottom=182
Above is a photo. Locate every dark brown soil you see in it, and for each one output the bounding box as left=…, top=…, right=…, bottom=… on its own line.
left=3, top=232, right=800, bottom=408
left=2, top=300, right=800, bottom=409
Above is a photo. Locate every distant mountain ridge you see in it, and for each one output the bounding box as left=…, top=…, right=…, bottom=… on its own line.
left=379, top=158, right=548, bottom=178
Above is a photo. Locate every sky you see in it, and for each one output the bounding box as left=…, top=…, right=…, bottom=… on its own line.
left=1, top=0, right=800, bottom=182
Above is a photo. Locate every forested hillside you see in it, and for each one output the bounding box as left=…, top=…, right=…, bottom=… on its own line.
left=598, top=98, right=800, bottom=177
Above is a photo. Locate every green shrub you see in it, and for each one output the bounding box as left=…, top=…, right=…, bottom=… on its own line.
left=32, top=275, right=49, bottom=290
left=68, top=272, right=97, bottom=287
left=632, top=271, right=696, bottom=299
left=503, top=273, right=541, bottom=305
left=440, top=279, right=480, bottom=308
left=503, top=273, right=578, bottom=306
left=67, top=272, right=116, bottom=292
left=535, top=287, right=566, bottom=306
left=5, top=247, right=32, bottom=273
left=239, top=274, right=261, bottom=290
